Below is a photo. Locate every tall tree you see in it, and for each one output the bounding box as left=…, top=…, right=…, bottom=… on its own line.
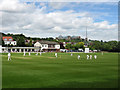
left=29, top=38, right=33, bottom=47
left=17, top=37, right=25, bottom=47
left=65, top=43, right=72, bottom=50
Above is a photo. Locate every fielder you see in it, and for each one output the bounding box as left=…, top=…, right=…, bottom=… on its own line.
left=40, top=52, right=42, bottom=56
left=102, top=52, right=103, bottom=55
left=23, top=51, right=26, bottom=56
left=8, top=52, right=11, bottom=61
left=87, top=55, right=89, bottom=60
left=78, top=55, right=80, bottom=60
left=29, top=52, right=31, bottom=56
left=71, top=53, right=73, bottom=56
left=55, top=53, right=57, bottom=58
left=90, top=55, right=92, bottom=59
left=94, top=55, right=97, bottom=59
left=36, top=52, right=38, bottom=55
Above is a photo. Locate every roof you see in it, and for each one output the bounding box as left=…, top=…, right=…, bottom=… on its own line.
left=39, top=40, right=59, bottom=45
left=3, top=36, right=13, bottom=41
left=34, top=42, right=42, bottom=47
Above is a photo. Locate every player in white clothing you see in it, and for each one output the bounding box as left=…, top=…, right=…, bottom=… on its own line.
left=94, top=55, right=97, bottom=59
left=102, top=52, right=103, bottom=55
left=55, top=53, right=57, bottom=58
left=23, top=51, right=26, bottom=56
left=36, top=52, right=38, bottom=55
left=78, top=55, right=80, bottom=60
left=8, top=52, right=11, bottom=61
left=87, top=55, right=89, bottom=60
left=90, top=55, right=92, bottom=59
left=29, top=52, right=31, bottom=56
left=40, top=52, right=42, bottom=56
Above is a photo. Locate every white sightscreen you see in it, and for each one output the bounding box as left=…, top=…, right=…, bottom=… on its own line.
left=85, top=48, right=89, bottom=53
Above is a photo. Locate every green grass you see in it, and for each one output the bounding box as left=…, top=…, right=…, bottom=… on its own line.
left=2, top=52, right=118, bottom=88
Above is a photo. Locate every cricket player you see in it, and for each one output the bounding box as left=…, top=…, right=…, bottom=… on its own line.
left=36, top=52, right=38, bottom=55
left=87, top=55, right=89, bottom=60
left=29, top=52, right=31, bottom=56
left=102, top=52, right=103, bottom=55
left=90, top=55, right=92, bottom=59
left=23, top=51, right=26, bottom=56
left=78, top=55, right=80, bottom=60
left=71, top=53, right=73, bottom=56
left=55, top=53, right=57, bottom=58
left=94, top=55, right=97, bottom=59
left=8, top=52, right=11, bottom=61
left=40, top=52, right=42, bottom=56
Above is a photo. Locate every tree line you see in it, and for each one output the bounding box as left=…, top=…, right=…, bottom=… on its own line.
left=1, top=33, right=120, bottom=52
left=65, top=40, right=120, bottom=52
left=1, top=33, right=57, bottom=47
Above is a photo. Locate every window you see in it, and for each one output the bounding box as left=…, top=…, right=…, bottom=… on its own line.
left=4, top=39, right=7, bottom=41
left=9, top=39, right=12, bottom=41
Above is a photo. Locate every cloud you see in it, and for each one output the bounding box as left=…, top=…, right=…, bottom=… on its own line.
left=0, top=0, right=118, bottom=41
left=0, top=0, right=28, bottom=12
left=48, top=2, right=69, bottom=9
left=19, top=0, right=119, bottom=2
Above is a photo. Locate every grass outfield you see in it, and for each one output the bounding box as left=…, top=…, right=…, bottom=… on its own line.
left=2, top=52, right=118, bottom=88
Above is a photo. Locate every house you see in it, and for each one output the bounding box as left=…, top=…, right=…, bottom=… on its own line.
left=34, top=41, right=60, bottom=52
left=2, top=36, right=17, bottom=46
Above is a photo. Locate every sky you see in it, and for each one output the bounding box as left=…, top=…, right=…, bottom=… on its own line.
left=0, top=0, right=119, bottom=41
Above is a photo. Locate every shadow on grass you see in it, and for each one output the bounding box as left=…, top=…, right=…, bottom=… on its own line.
left=54, top=79, right=118, bottom=88
left=1, top=79, right=118, bottom=90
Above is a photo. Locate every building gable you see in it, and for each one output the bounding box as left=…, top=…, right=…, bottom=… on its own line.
left=3, top=36, right=13, bottom=41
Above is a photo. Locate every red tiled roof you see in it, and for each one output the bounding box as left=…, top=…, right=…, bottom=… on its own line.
left=3, top=36, right=13, bottom=41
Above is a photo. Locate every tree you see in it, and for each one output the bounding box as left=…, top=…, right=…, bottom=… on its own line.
left=60, top=43, right=65, bottom=49
left=74, top=42, right=84, bottom=50
left=118, top=41, right=120, bottom=52
left=2, top=40, right=5, bottom=46
left=90, top=41, right=101, bottom=50
left=102, top=43, right=111, bottom=51
left=29, top=38, right=33, bottom=47
left=65, top=43, right=72, bottom=50
left=77, top=42, right=84, bottom=48
left=17, top=37, right=25, bottom=47
left=107, top=41, right=118, bottom=52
